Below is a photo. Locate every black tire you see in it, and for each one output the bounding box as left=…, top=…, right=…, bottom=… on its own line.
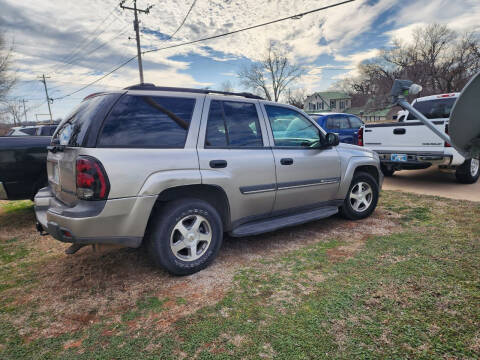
left=340, top=172, right=379, bottom=220
left=146, top=198, right=223, bottom=275
left=455, top=158, right=480, bottom=184
left=381, top=165, right=395, bottom=177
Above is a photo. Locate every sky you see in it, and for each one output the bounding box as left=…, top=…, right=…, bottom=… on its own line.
left=1, top=0, right=479, bottom=120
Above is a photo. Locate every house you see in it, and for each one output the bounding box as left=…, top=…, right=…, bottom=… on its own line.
left=304, top=91, right=352, bottom=112
left=348, top=106, right=400, bottom=123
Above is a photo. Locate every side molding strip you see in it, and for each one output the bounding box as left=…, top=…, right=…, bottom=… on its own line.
left=239, top=177, right=341, bottom=195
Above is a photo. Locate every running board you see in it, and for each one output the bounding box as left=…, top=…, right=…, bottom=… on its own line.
left=230, top=206, right=339, bottom=237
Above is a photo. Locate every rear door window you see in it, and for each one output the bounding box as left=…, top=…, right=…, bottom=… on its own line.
left=205, top=100, right=263, bottom=148
left=98, top=95, right=195, bottom=148
left=326, top=116, right=350, bottom=129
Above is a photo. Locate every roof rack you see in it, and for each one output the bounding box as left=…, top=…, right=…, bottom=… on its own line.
left=123, top=84, right=264, bottom=100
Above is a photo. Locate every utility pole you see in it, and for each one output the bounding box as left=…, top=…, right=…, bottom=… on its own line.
left=120, top=0, right=153, bottom=84
left=22, top=99, right=28, bottom=124
left=38, top=74, right=53, bottom=124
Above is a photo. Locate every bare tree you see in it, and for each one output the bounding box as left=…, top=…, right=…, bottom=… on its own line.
left=335, top=24, right=480, bottom=108
left=219, top=80, right=234, bottom=93
left=238, top=43, right=304, bottom=101
left=5, top=101, right=23, bottom=125
left=285, top=88, right=307, bottom=109
left=0, top=32, right=15, bottom=104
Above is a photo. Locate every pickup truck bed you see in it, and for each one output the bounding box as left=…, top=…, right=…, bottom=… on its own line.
left=0, top=136, right=51, bottom=200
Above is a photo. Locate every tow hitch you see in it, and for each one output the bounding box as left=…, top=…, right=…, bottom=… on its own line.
left=35, top=221, right=49, bottom=236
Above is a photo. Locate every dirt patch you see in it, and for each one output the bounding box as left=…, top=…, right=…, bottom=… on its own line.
left=1, top=206, right=400, bottom=340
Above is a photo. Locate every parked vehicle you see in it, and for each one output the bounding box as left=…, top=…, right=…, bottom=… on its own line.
left=7, top=126, right=38, bottom=136
left=7, top=124, right=58, bottom=136
left=35, top=85, right=383, bottom=275
left=310, top=112, right=364, bottom=145
left=361, top=93, right=479, bottom=183
left=0, top=136, right=52, bottom=200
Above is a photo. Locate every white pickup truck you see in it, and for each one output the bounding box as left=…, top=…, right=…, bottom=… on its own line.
left=360, top=93, right=480, bottom=184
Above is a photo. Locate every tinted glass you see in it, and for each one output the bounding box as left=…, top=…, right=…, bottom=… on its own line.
left=39, top=126, right=57, bottom=136
left=19, top=128, right=37, bottom=136
left=407, top=98, right=456, bottom=120
left=99, top=95, right=195, bottom=148
left=348, top=116, right=363, bottom=128
left=54, top=94, right=115, bottom=146
left=326, top=116, right=350, bottom=129
left=205, top=100, right=263, bottom=148
left=265, top=105, right=321, bottom=147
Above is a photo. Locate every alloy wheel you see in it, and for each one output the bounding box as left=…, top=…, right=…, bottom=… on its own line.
left=170, top=215, right=212, bottom=262
left=349, top=181, right=373, bottom=212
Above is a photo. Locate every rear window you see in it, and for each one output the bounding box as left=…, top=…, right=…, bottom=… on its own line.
left=407, top=98, right=456, bottom=120
left=54, top=94, right=115, bottom=146
left=98, top=95, right=195, bottom=148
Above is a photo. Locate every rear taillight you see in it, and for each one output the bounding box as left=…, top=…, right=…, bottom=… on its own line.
left=76, top=156, right=110, bottom=200
left=444, top=124, right=451, bottom=147
left=358, top=127, right=364, bottom=146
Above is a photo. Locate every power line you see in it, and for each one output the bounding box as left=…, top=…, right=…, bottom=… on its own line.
left=53, top=55, right=138, bottom=100
left=51, top=4, right=122, bottom=74
left=53, top=0, right=356, bottom=101
left=167, top=0, right=197, bottom=40
left=143, top=0, right=355, bottom=55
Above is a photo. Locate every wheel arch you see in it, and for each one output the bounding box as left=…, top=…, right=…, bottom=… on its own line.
left=146, top=184, right=232, bottom=233
left=336, top=157, right=381, bottom=199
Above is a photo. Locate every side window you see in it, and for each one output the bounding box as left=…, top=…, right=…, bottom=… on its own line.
left=348, top=116, right=363, bottom=128
left=338, top=116, right=350, bottom=129
left=265, top=105, right=321, bottom=148
left=326, top=117, right=337, bottom=129
left=20, top=128, right=37, bottom=136
left=205, top=100, right=263, bottom=148
left=98, top=95, right=195, bottom=148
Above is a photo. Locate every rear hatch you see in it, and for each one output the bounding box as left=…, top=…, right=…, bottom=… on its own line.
left=48, top=93, right=120, bottom=206
left=364, top=97, right=456, bottom=152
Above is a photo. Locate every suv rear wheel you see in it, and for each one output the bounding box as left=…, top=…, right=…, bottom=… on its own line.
left=146, top=198, right=223, bottom=275
left=340, top=172, right=379, bottom=220
left=455, top=158, right=480, bottom=184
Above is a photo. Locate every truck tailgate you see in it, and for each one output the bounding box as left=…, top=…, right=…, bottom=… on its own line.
left=364, top=120, right=447, bottom=153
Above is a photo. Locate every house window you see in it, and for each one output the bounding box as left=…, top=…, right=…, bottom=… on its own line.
left=317, top=102, right=323, bottom=110
left=339, top=100, right=345, bottom=110
left=330, top=99, right=336, bottom=109
left=311, top=103, right=316, bottom=110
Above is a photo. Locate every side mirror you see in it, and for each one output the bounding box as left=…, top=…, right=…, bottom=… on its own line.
left=325, top=132, right=340, bottom=147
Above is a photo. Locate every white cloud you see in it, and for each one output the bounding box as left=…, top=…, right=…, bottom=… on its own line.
left=3, top=0, right=480, bottom=118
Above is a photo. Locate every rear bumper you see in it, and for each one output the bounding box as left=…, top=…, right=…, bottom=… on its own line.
left=34, top=187, right=157, bottom=248
left=0, top=182, right=7, bottom=200
left=377, top=152, right=452, bottom=169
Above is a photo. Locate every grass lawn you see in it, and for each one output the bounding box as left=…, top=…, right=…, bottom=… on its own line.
left=0, top=191, right=479, bottom=359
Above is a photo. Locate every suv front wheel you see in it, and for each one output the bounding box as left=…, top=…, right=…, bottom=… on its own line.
left=146, top=198, right=223, bottom=275
left=340, top=172, right=379, bottom=220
